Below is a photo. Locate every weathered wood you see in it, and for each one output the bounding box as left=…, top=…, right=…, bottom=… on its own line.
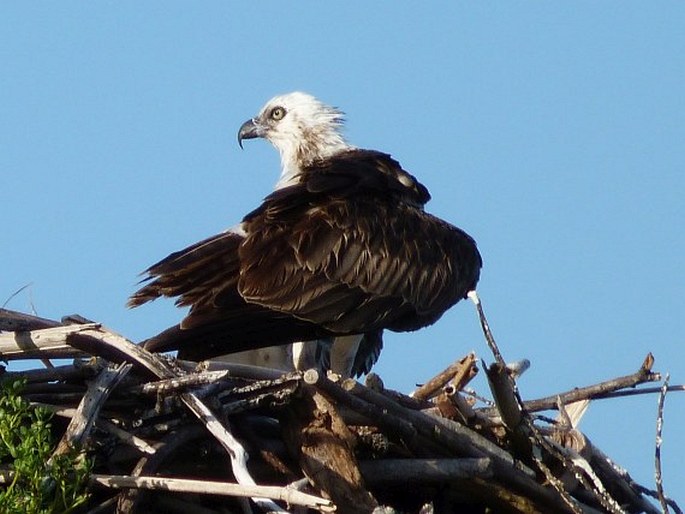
left=91, top=474, right=336, bottom=512
left=0, top=323, right=94, bottom=359
left=187, top=358, right=291, bottom=381
left=0, top=307, right=62, bottom=331
left=282, top=382, right=378, bottom=514
left=96, top=418, right=156, bottom=456
left=5, top=362, right=100, bottom=383
left=359, top=458, right=492, bottom=483
left=53, top=362, right=133, bottom=457
left=412, top=352, right=478, bottom=401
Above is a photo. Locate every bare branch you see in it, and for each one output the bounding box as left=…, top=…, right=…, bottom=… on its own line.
left=412, top=352, right=478, bottom=401
left=89, top=474, right=335, bottom=512
left=655, top=374, right=670, bottom=514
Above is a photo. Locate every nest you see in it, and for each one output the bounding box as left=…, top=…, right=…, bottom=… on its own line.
left=0, top=306, right=679, bottom=514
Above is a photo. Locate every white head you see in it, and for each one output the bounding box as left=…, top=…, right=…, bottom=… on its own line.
left=238, top=92, right=351, bottom=187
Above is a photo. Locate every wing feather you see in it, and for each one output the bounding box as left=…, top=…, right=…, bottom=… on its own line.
left=128, top=231, right=243, bottom=308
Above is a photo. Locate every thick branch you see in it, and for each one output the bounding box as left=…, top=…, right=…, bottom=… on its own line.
left=0, top=307, right=62, bottom=331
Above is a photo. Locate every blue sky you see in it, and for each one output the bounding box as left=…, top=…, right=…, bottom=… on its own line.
left=2, top=2, right=683, bottom=500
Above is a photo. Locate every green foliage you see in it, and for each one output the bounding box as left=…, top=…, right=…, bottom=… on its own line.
left=0, top=379, right=90, bottom=514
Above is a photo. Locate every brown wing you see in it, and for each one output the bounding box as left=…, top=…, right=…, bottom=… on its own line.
left=128, top=230, right=244, bottom=311
left=237, top=194, right=481, bottom=334
left=236, top=149, right=481, bottom=334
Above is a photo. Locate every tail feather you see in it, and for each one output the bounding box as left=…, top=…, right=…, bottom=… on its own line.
left=128, top=231, right=243, bottom=308
left=142, top=304, right=334, bottom=360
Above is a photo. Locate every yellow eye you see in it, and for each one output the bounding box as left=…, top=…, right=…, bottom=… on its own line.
left=271, top=107, right=286, bottom=120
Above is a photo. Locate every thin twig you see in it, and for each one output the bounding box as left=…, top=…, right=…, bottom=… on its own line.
left=655, top=374, right=670, bottom=514
left=635, top=485, right=683, bottom=514
left=468, top=291, right=504, bottom=365
left=2, top=283, right=33, bottom=308
left=594, top=384, right=685, bottom=399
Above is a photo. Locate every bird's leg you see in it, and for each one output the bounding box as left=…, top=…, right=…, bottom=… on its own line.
left=329, top=334, right=364, bottom=378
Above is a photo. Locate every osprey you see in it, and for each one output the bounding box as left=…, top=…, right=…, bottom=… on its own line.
left=129, top=92, right=482, bottom=377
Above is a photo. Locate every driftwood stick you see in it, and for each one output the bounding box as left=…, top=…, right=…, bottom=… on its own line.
left=4, top=362, right=100, bottom=383
left=218, top=377, right=301, bottom=416
left=0, top=323, right=94, bottom=360
left=359, top=458, right=492, bottom=483
left=175, top=390, right=287, bottom=512
left=483, top=354, right=661, bottom=416
left=129, top=370, right=235, bottom=395
left=531, top=454, right=586, bottom=514
left=185, top=359, right=290, bottom=381
left=546, top=436, right=626, bottom=514
left=67, top=327, right=178, bottom=380
left=484, top=361, right=534, bottom=465
left=52, top=361, right=132, bottom=457
left=96, top=418, right=156, bottom=455
left=282, top=383, right=378, bottom=514
left=412, top=352, right=478, bottom=401
left=434, top=387, right=488, bottom=427
left=484, top=366, right=594, bottom=513
left=594, top=384, right=685, bottom=399
left=0, top=307, right=62, bottom=331
left=364, top=375, right=429, bottom=411
left=37, top=408, right=156, bottom=458
left=485, top=362, right=524, bottom=432
left=89, top=474, right=335, bottom=512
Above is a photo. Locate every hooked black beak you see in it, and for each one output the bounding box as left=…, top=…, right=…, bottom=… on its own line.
left=237, top=118, right=265, bottom=149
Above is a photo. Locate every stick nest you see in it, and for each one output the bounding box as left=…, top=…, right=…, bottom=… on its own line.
left=0, top=307, right=679, bottom=514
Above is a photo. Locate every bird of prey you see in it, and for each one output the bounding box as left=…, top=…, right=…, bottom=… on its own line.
left=129, top=92, right=482, bottom=377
